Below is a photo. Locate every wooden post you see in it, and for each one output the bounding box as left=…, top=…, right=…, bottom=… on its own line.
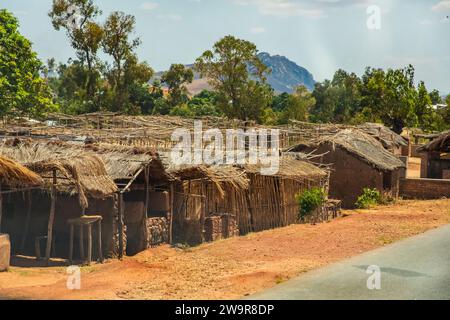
left=143, top=167, right=149, bottom=249
left=118, top=192, right=124, bottom=259
left=87, top=223, right=92, bottom=265
left=45, top=170, right=57, bottom=265
left=97, top=220, right=103, bottom=263
left=20, top=191, right=32, bottom=252
left=69, top=224, right=74, bottom=264
left=169, top=183, right=174, bottom=245
left=79, top=225, right=84, bottom=260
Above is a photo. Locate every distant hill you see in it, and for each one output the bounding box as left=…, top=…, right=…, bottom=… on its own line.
left=153, top=52, right=315, bottom=95
left=256, top=52, right=315, bottom=93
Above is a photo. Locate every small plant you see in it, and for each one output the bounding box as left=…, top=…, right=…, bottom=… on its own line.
left=296, top=187, right=326, bottom=219
left=355, top=188, right=382, bottom=209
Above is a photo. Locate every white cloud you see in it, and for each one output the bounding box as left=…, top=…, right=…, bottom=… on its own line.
left=432, top=0, right=450, bottom=11
left=250, top=26, right=266, bottom=34
left=140, top=2, right=159, bottom=11
left=234, top=0, right=325, bottom=18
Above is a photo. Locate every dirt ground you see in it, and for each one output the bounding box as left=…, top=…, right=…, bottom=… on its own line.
left=1, top=199, right=449, bottom=300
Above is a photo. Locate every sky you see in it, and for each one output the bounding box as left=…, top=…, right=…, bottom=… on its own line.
left=3, top=0, right=450, bottom=92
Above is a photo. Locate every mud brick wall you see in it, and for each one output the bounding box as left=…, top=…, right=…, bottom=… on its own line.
left=400, top=178, right=450, bottom=199
left=204, top=214, right=239, bottom=243
left=0, top=234, right=11, bottom=272
left=146, top=217, right=169, bottom=247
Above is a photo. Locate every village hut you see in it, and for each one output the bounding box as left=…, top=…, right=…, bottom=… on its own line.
left=0, top=140, right=174, bottom=256
left=169, top=165, right=250, bottom=245
left=287, top=129, right=406, bottom=208
left=0, top=156, right=43, bottom=271
left=0, top=139, right=119, bottom=261
left=417, top=130, right=450, bottom=179
left=167, top=156, right=328, bottom=245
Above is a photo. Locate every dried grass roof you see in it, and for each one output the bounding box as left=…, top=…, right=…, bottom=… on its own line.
left=417, top=130, right=450, bottom=153
left=170, top=165, right=249, bottom=198
left=288, top=129, right=405, bottom=171
left=357, top=123, right=408, bottom=148
left=242, top=156, right=327, bottom=181
left=0, top=140, right=118, bottom=208
left=0, top=156, right=43, bottom=188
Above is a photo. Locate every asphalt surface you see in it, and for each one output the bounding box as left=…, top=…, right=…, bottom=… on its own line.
left=248, top=224, right=450, bottom=300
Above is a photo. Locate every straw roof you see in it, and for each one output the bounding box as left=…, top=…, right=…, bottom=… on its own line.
left=417, top=130, right=450, bottom=153
left=170, top=165, right=249, bottom=198
left=357, top=123, right=408, bottom=149
left=242, top=156, right=327, bottom=181
left=287, top=129, right=405, bottom=171
left=0, top=139, right=118, bottom=208
left=0, top=156, right=43, bottom=188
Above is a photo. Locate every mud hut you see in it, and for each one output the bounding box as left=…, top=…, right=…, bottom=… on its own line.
left=0, top=156, right=43, bottom=271
left=417, top=130, right=450, bottom=179
left=0, top=140, right=118, bottom=261
left=287, top=129, right=406, bottom=208
left=357, top=123, right=408, bottom=156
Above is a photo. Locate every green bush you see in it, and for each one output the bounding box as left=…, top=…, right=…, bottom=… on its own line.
left=296, top=188, right=326, bottom=219
left=355, top=188, right=382, bottom=209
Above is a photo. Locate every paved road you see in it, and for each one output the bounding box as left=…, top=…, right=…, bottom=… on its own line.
left=248, top=224, right=450, bottom=300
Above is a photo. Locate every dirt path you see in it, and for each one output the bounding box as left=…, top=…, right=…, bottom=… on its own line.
left=1, top=199, right=449, bottom=300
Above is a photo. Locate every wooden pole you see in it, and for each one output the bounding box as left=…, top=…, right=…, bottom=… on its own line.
left=45, top=170, right=57, bottom=265
left=169, top=183, right=174, bottom=245
left=118, top=192, right=124, bottom=259
left=97, top=220, right=103, bottom=263
left=143, top=167, right=149, bottom=250
left=79, top=225, right=84, bottom=260
left=69, top=224, right=74, bottom=264
left=87, top=223, right=92, bottom=265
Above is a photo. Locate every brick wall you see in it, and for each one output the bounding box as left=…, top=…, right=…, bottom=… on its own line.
left=400, top=178, right=450, bottom=199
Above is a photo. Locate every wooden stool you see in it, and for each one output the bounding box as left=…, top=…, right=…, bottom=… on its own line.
left=68, top=215, right=103, bottom=265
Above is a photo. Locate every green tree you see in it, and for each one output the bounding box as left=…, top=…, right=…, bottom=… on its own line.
left=49, top=0, right=103, bottom=102
left=161, top=64, right=194, bottom=107
left=360, top=65, right=418, bottom=133
left=429, top=89, right=442, bottom=105
left=195, top=35, right=270, bottom=121
left=415, top=81, right=434, bottom=131
left=102, top=12, right=152, bottom=112
left=0, top=10, right=57, bottom=118
left=280, top=86, right=316, bottom=124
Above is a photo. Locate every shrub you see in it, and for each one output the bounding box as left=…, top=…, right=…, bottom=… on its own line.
left=355, top=188, right=382, bottom=209
left=296, top=188, right=326, bottom=219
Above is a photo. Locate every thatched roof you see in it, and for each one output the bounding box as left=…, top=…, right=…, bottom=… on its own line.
left=0, top=156, right=43, bottom=188
left=357, top=123, right=408, bottom=149
left=287, top=129, right=405, bottom=171
left=242, top=156, right=327, bottom=182
left=0, top=140, right=118, bottom=208
left=417, top=130, right=450, bottom=153
left=170, top=165, right=249, bottom=198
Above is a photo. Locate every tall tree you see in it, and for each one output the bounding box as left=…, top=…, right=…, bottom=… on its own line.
left=161, top=64, right=194, bottom=107
left=0, top=10, right=57, bottom=118
left=102, top=11, right=144, bottom=111
left=49, top=0, right=103, bottom=101
left=195, top=35, right=270, bottom=121
left=360, top=65, right=418, bottom=133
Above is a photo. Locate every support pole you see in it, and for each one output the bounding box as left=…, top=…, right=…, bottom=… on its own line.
left=87, top=223, right=92, bottom=265
left=118, top=192, right=124, bottom=259
left=79, top=225, right=84, bottom=259
left=45, top=170, right=57, bottom=265
left=97, top=220, right=103, bottom=263
left=169, top=183, right=174, bottom=245
left=69, top=224, right=74, bottom=264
